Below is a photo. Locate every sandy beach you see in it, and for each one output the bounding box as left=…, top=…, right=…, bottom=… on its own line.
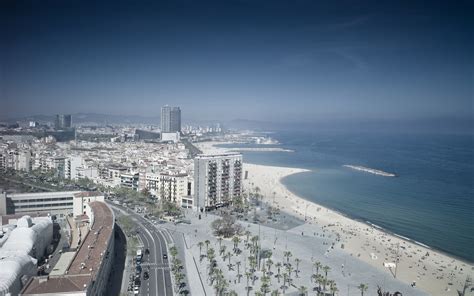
left=195, top=141, right=474, bottom=296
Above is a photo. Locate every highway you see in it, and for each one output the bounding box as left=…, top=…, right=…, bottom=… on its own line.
left=109, top=203, right=173, bottom=296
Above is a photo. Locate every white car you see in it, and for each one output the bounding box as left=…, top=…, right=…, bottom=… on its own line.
left=133, top=286, right=139, bottom=295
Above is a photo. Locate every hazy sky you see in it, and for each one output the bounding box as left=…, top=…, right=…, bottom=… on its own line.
left=1, top=0, right=472, bottom=123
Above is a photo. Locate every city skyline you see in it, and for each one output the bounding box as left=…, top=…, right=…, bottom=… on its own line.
left=1, top=0, right=472, bottom=127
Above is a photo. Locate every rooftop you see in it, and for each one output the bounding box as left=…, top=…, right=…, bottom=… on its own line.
left=20, top=201, right=114, bottom=295
left=195, top=152, right=242, bottom=159
left=73, top=191, right=104, bottom=198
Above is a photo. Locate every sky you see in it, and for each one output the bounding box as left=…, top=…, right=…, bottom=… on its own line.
left=1, top=0, right=473, bottom=125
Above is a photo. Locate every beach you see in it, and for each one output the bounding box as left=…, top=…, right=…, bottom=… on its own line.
left=196, top=141, right=474, bottom=296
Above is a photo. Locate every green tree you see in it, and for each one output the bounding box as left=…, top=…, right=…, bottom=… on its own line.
left=358, top=283, right=368, bottom=296
left=298, top=285, right=308, bottom=296
left=284, top=251, right=292, bottom=264
left=232, top=235, right=241, bottom=251
left=198, top=241, right=204, bottom=256
left=322, top=265, right=331, bottom=280
left=294, top=258, right=301, bottom=277
left=313, top=261, right=322, bottom=276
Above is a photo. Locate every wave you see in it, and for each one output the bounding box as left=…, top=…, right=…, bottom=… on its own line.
left=343, top=165, right=396, bottom=177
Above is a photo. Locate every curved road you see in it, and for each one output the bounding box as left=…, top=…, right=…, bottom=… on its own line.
left=109, top=203, right=173, bottom=296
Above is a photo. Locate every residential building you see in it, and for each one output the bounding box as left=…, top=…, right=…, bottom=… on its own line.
left=161, top=106, right=181, bottom=133
left=194, top=152, right=243, bottom=211
left=145, top=172, right=193, bottom=205
left=54, top=114, right=72, bottom=130
left=120, top=172, right=139, bottom=191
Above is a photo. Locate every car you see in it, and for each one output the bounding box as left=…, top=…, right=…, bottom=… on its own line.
left=162, top=253, right=168, bottom=260
left=133, top=286, right=139, bottom=295
left=143, top=271, right=149, bottom=280
left=145, top=248, right=150, bottom=255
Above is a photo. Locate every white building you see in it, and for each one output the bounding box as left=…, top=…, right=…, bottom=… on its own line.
left=161, top=132, right=180, bottom=143
left=65, top=155, right=83, bottom=180
left=194, top=153, right=243, bottom=211
left=120, top=172, right=139, bottom=191
left=0, top=191, right=104, bottom=220
left=145, top=172, right=193, bottom=206
left=0, top=191, right=80, bottom=218
left=72, top=192, right=105, bottom=216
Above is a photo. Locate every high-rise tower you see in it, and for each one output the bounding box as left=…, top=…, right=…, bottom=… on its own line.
left=160, top=106, right=181, bottom=133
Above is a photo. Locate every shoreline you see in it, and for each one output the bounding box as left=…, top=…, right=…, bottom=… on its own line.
left=195, top=141, right=474, bottom=296
left=281, top=171, right=474, bottom=265
left=249, top=163, right=473, bottom=296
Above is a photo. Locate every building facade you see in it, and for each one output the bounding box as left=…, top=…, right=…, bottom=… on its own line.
left=120, top=172, right=139, bottom=191
left=161, top=106, right=181, bottom=133
left=145, top=172, right=193, bottom=206
left=194, top=153, right=243, bottom=211
left=0, top=191, right=83, bottom=218
left=54, top=114, right=72, bottom=130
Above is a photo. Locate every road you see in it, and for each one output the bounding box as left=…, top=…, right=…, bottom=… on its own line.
left=109, top=203, right=173, bottom=296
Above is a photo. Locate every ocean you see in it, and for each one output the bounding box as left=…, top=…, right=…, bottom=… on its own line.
left=221, top=130, right=474, bottom=262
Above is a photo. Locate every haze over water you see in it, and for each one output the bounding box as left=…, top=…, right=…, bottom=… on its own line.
left=224, top=130, right=474, bottom=262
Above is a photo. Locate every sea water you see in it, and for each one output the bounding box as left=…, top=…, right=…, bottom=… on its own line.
left=221, top=130, right=474, bottom=262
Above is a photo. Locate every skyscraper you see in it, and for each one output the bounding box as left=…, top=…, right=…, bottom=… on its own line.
left=54, top=114, right=72, bottom=129
left=194, top=152, right=243, bottom=211
left=161, top=106, right=181, bottom=133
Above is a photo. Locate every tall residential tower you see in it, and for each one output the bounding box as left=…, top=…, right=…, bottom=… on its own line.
left=161, top=106, right=181, bottom=133
left=54, top=114, right=72, bottom=129
left=194, top=152, right=243, bottom=211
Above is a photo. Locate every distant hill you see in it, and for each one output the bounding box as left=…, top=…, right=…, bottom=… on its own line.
left=3, top=113, right=161, bottom=125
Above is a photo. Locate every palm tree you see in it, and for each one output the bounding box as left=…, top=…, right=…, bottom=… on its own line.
left=228, top=291, right=238, bottom=296
left=198, top=241, right=204, bottom=256
left=245, top=271, right=252, bottom=290
left=315, top=274, right=323, bottom=292
left=281, top=273, right=289, bottom=294
left=170, top=246, right=178, bottom=258
left=207, top=247, right=215, bottom=263
left=220, top=245, right=227, bottom=257
left=322, top=265, right=331, bottom=280
left=321, top=278, right=328, bottom=292
left=175, top=272, right=184, bottom=289
left=294, top=258, right=301, bottom=277
left=275, top=262, right=282, bottom=279
left=249, top=256, right=257, bottom=273
left=285, top=265, right=294, bottom=281
left=232, top=235, right=240, bottom=251
left=298, top=285, right=308, bottom=296
left=260, top=280, right=271, bottom=296
left=251, top=235, right=259, bottom=250
left=226, top=251, right=232, bottom=266
left=236, top=261, right=241, bottom=276
left=283, top=251, right=292, bottom=264
left=245, top=272, right=252, bottom=296
left=313, top=261, right=322, bottom=276
left=358, top=283, right=368, bottom=296
left=330, top=283, right=339, bottom=296
left=245, top=230, right=251, bottom=244
left=266, top=258, right=273, bottom=274
left=271, top=289, right=280, bottom=296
